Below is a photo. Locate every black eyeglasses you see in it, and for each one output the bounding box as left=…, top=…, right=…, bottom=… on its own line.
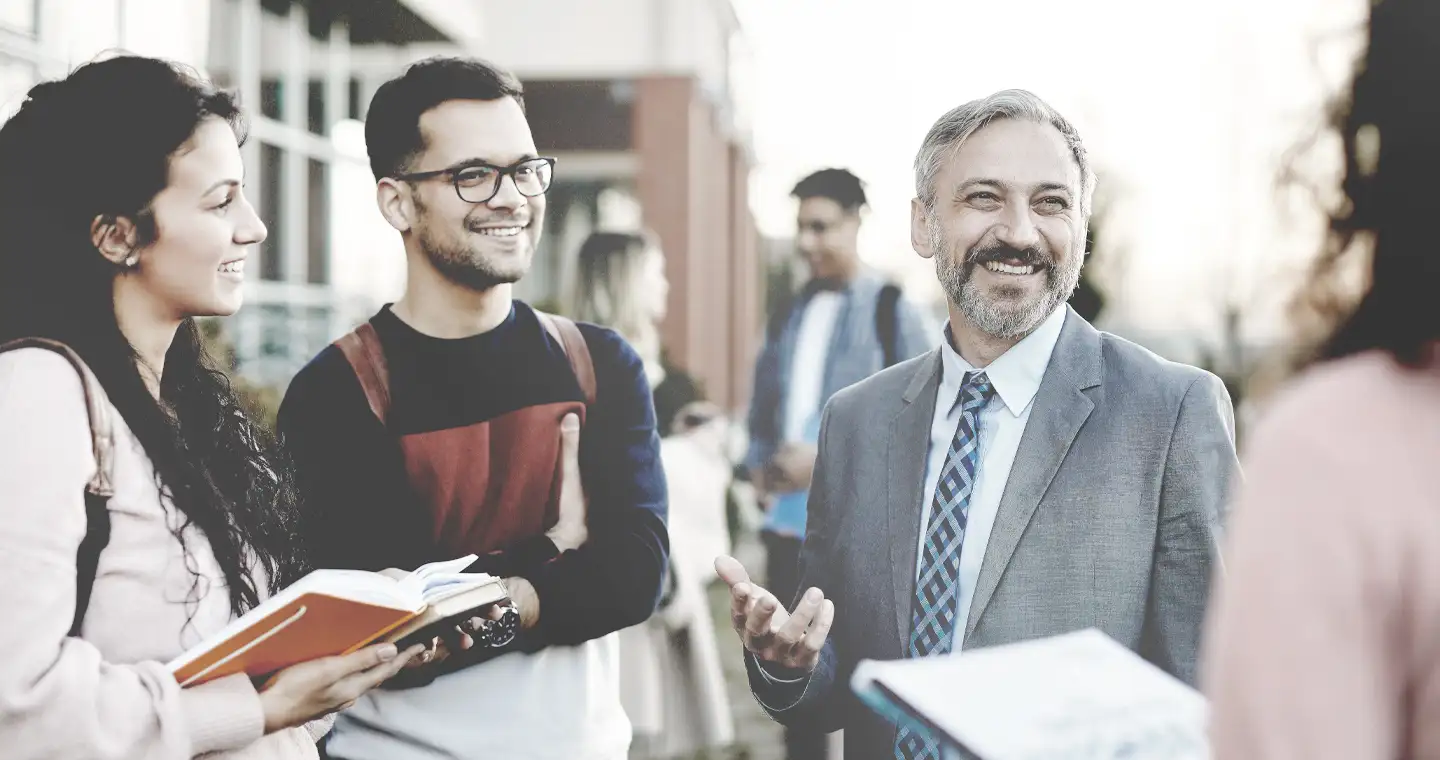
left=394, top=157, right=556, bottom=204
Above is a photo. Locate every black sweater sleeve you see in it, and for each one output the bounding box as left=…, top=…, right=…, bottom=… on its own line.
left=520, top=325, right=670, bottom=644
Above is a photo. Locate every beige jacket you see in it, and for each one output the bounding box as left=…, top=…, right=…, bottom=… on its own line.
left=0, top=348, right=320, bottom=759
left=1203, top=351, right=1440, bottom=759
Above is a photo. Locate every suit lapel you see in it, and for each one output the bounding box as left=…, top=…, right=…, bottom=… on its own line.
left=964, top=308, right=1104, bottom=643
left=888, top=351, right=943, bottom=653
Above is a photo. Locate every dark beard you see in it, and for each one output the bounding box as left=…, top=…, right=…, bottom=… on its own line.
left=413, top=200, right=528, bottom=291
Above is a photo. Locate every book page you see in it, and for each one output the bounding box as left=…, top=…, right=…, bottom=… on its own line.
left=851, top=629, right=1209, bottom=760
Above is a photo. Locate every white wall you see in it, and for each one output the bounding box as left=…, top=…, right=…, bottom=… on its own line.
left=479, top=0, right=739, bottom=101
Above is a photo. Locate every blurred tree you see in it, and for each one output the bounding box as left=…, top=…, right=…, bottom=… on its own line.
left=197, top=319, right=284, bottom=432
left=1070, top=190, right=1120, bottom=324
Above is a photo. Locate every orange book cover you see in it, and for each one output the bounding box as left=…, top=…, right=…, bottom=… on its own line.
left=168, top=555, right=501, bottom=688
left=171, top=592, right=419, bottom=687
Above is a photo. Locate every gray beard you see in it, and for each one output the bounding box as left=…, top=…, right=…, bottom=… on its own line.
left=930, top=219, right=1083, bottom=340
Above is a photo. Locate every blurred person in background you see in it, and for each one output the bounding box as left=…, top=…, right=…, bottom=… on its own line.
left=744, top=166, right=934, bottom=760
left=277, top=58, right=668, bottom=760
left=1202, top=1, right=1440, bottom=757
left=720, top=89, right=1237, bottom=760
left=0, top=56, right=421, bottom=760
left=571, top=230, right=736, bottom=759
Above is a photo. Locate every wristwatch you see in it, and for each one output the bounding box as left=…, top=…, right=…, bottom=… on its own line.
left=470, top=601, right=520, bottom=648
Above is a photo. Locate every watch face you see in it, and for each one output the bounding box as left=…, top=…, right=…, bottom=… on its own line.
left=478, top=603, right=520, bottom=648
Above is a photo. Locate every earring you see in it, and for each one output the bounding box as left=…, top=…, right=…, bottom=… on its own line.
left=123, top=254, right=139, bottom=268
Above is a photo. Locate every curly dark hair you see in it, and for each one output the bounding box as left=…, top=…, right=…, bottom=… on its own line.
left=1294, top=0, right=1440, bottom=369
left=0, top=55, right=307, bottom=617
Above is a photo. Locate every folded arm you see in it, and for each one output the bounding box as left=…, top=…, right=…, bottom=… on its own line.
left=518, top=326, right=670, bottom=646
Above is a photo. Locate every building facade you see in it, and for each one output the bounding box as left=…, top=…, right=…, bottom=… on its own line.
left=480, top=0, right=762, bottom=409
left=0, top=0, right=761, bottom=410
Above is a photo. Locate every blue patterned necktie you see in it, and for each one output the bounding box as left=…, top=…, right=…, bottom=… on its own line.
left=895, top=370, right=994, bottom=760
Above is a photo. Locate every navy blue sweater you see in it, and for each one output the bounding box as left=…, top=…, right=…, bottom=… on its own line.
left=277, top=301, right=669, bottom=656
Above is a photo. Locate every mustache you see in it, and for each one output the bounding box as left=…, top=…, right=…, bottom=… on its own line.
left=965, top=244, right=1050, bottom=268
left=464, top=214, right=531, bottom=230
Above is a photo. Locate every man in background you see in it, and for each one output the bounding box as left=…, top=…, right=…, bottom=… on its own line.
left=744, top=167, right=935, bottom=759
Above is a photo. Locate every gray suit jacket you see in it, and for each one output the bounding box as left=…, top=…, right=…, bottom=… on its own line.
left=745, top=307, right=1238, bottom=758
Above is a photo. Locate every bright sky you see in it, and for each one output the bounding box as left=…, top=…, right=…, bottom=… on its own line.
left=732, top=0, right=1367, bottom=352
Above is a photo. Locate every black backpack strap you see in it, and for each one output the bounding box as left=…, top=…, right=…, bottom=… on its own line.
left=875, top=283, right=902, bottom=368
left=0, top=338, right=115, bottom=637
left=765, top=290, right=796, bottom=344
left=75, top=491, right=112, bottom=636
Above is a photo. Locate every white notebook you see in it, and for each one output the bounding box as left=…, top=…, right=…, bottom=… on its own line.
left=851, top=628, right=1209, bottom=760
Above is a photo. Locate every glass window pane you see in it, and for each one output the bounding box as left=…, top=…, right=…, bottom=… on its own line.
left=0, top=54, right=37, bottom=116
left=260, top=78, right=282, bottom=121
left=307, top=158, right=328, bottom=284
left=0, top=0, right=37, bottom=36
left=260, top=143, right=284, bottom=281
left=347, top=77, right=361, bottom=121
left=307, top=78, right=324, bottom=134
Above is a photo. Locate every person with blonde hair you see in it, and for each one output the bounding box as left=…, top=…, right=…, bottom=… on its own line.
left=571, top=230, right=736, bottom=758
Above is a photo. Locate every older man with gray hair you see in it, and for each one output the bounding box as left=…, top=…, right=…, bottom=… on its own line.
left=715, top=89, right=1238, bottom=759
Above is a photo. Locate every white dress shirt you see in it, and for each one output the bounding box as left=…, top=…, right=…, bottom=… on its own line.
left=783, top=291, right=843, bottom=442
left=916, top=304, right=1068, bottom=641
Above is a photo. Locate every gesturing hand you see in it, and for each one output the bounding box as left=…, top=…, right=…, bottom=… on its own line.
left=714, top=555, right=834, bottom=673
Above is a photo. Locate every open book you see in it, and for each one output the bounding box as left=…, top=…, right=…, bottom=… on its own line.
left=851, top=629, right=1209, bottom=760
left=167, top=555, right=508, bottom=688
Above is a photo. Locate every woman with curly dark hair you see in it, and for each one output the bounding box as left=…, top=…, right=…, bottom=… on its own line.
left=0, top=56, right=421, bottom=759
left=1201, top=1, right=1440, bottom=757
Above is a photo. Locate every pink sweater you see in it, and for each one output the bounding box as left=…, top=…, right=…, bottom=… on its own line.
left=0, top=348, right=319, bottom=759
left=1202, top=351, right=1440, bottom=759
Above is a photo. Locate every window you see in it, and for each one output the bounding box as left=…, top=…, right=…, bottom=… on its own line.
left=307, top=158, right=328, bottom=284
left=0, top=53, right=36, bottom=111
left=259, top=142, right=284, bottom=280
left=0, top=0, right=38, bottom=37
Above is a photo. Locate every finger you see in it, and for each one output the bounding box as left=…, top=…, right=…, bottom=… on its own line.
left=337, top=644, right=426, bottom=697
left=559, top=413, right=581, bottom=475
left=714, top=555, right=753, bottom=589
left=439, top=627, right=467, bottom=655
left=322, top=642, right=400, bottom=680
left=797, top=599, right=835, bottom=662
left=775, top=588, right=823, bottom=649
left=743, top=592, right=782, bottom=643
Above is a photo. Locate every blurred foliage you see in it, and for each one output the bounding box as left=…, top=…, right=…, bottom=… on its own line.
left=196, top=318, right=284, bottom=432
left=1070, top=191, right=1115, bottom=324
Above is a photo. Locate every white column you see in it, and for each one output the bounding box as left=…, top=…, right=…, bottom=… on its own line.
left=323, top=18, right=349, bottom=337
left=281, top=1, right=306, bottom=286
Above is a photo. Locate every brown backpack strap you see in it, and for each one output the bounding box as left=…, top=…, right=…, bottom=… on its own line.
left=0, top=337, right=116, bottom=637
left=334, top=322, right=392, bottom=425
left=0, top=338, right=115, bottom=497
left=535, top=312, right=596, bottom=406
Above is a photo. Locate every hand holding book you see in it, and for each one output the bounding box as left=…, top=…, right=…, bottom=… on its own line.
left=258, top=641, right=427, bottom=733
left=167, top=555, right=510, bottom=688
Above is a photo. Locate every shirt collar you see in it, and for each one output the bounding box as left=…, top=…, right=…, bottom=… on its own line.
left=938, top=304, right=1069, bottom=417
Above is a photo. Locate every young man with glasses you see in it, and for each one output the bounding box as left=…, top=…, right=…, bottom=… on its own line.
left=744, top=168, right=935, bottom=759
left=277, top=57, right=669, bottom=760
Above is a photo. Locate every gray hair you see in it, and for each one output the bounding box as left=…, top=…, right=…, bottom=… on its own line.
left=914, top=89, right=1094, bottom=215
